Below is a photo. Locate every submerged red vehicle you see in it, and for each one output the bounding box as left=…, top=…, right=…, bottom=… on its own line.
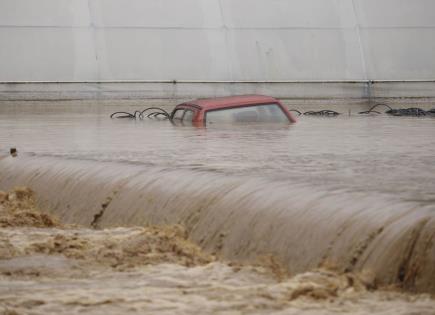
left=171, top=95, right=297, bottom=126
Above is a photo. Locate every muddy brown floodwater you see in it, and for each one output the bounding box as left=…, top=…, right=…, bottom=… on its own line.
left=0, top=187, right=434, bottom=315
left=0, top=104, right=435, bottom=314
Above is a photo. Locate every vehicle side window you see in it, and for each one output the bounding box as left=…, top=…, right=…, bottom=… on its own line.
left=172, top=109, right=184, bottom=120
left=183, top=110, right=194, bottom=122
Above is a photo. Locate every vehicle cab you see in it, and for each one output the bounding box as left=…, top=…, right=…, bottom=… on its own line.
left=170, top=95, right=297, bottom=127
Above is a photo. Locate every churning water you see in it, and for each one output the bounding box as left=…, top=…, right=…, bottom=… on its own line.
left=0, top=104, right=435, bottom=314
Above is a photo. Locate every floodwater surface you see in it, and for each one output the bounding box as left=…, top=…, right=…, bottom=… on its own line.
left=1, top=109, right=434, bottom=201
left=0, top=104, right=435, bottom=314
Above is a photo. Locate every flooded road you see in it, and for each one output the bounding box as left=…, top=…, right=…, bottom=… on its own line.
left=0, top=103, right=435, bottom=313
left=1, top=107, right=434, bottom=201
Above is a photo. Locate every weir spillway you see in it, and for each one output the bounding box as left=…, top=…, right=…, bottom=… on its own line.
left=1, top=154, right=434, bottom=293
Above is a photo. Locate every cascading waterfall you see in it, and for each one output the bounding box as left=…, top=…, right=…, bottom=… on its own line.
left=1, top=154, right=434, bottom=293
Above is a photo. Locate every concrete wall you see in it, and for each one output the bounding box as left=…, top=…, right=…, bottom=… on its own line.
left=2, top=0, right=435, bottom=81
left=0, top=0, right=434, bottom=100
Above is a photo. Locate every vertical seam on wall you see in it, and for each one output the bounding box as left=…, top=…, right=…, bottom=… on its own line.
left=217, top=0, right=234, bottom=82
left=351, top=0, right=369, bottom=81
left=87, top=0, right=100, bottom=81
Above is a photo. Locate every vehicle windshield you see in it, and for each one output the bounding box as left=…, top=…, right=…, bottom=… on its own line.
left=205, top=103, right=289, bottom=125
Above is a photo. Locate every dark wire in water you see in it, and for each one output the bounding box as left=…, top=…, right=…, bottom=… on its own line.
left=289, top=104, right=435, bottom=117
left=288, top=109, right=302, bottom=115
left=109, top=111, right=141, bottom=119
left=386, top=108, right=430, bottom=116
left=110, top=107, right=171, bottom=119
left=358, top=104, right=393, bottom=115
left=359, top=103, right=435, bottom=116
left=138, top=107, right=170, bottom=119
left=304, top=110, right=340, bottom=116
left=289, top=109, right=340, bottom=116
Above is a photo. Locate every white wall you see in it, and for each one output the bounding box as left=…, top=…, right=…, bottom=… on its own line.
left=0, top=0, right=434, bottom=81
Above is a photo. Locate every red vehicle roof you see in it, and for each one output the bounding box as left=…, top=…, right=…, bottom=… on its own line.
left=185, top=95, right=279, bottom=110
